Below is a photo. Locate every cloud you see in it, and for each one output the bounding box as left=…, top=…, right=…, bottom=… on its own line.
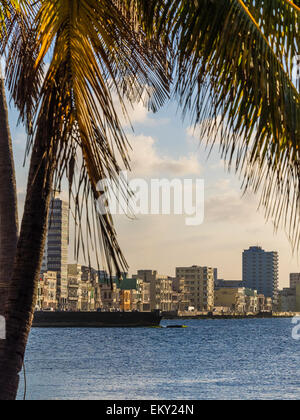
left=113, top=93, right=170, bottom=128
left=127, top=134, right=202, bottom=177
left=201, top=177, right=259, bottom=224
left=186, top=116, right=224, bottom=149
left=205, top=193, right=256, bottom=224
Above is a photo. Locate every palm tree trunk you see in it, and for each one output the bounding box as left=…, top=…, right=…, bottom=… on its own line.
left=0, top=123, right=57, bottom=400
left=0, top=76, right=18, bottom=318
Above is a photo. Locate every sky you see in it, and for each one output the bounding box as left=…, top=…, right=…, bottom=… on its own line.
left=7, top=90, right=300, bottom=289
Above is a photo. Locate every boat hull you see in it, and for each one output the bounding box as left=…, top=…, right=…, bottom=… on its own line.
left=32, top=311, right=162, bottom=328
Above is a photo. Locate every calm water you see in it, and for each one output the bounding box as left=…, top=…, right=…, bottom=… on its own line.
left=17, top=318, right=300, bottom=400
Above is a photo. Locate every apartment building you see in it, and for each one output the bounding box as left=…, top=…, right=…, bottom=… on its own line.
left=242, top=246, right=279, bottom=300
left=173, top=277, right=193, bottom=311
left=135, top=270, right=175, bottom=312
left=176, top=266, right=215, bottom=311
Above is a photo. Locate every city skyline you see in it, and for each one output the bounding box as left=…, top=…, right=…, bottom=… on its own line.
left=43, top=199, right=289, bottom=297
left=9, top=96, right=300, bottom=289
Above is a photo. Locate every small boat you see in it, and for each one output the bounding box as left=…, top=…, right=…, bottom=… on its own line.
left=166, top=325, right=188, bottom=329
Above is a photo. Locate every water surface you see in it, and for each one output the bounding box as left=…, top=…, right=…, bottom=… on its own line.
left=17, top=318, right=300, bottom=400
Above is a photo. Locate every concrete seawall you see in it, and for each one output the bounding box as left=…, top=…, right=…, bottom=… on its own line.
left=32, top=311, right=162, bottom=328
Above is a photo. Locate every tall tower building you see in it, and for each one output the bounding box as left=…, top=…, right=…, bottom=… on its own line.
left=42, top=197, right=69, bottom=309
left=242, top=246, right=279, bottom=300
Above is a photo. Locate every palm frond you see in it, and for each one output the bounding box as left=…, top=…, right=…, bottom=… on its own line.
left=10, top=0, right=171, bottom=277
left=169, top=0, right=300, bottom=250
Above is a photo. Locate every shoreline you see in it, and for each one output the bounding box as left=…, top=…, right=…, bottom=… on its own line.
left=162, top=312, right=299, bottom=320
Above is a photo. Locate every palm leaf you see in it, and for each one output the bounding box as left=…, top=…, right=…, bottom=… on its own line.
left=8, top=0, right=171, bottom=277
left=169, top=0, right=300, bottom=250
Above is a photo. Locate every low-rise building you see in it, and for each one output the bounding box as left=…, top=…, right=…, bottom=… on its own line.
left=37, top=271, right=57, bottom=311
left=245, top=289, right=259, bottom=313
left=67, top=264, right=81, bottom=311
left=119, top=278, right=144, bottom=311
left=141, top=282, right=151, bottom=312
left=290, top=273, right=300, bottom=289
left=214, top=288, right=247, bottom=313
left=278, top=287, right=297, bottom=312
left=135, top=270, right=174, bottom=312
left=257, top=294, right=273, bottom=312
left=173, top=277, right=193, bottom=311
left=99, top=282, right=120, bottom=311
left=150, top=275, right=174, bottom=312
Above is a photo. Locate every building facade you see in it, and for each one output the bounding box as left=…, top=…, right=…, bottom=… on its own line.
left=242, top=246, right=279, bottom=300
left=135, top=270, right=175, bottom=312
left=176, top=266, right=214, bottom=311
left=278, top=285, right=300, bottom=312
left=290, top=273, right=300, bottom=289
left=214, top=288, right=247, bottom=313
left=37, top=271, right=57, bottom=311
left=42, top=197, right=69, bottom=309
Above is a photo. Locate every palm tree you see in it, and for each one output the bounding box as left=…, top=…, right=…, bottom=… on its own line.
left=0, top=0, right=170, bottom=400
left=0, top=66, right=18, bottom=320
left=0, top=0, right=22, bottom=325
left=0, top=0, right=298, bottom=400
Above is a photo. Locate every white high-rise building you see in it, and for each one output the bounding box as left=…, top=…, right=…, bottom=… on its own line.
left=42, top=197, right=69, bottom=309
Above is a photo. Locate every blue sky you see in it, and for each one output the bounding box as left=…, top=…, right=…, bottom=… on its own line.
left=7, top=88, right=300, bottom=288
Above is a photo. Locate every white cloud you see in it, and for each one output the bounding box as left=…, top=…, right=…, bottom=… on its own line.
left=127, top=134, right=202, bottom=177
left=113, top=93, right=170, bottom=128
left=186, top=116, right=224, bottom=147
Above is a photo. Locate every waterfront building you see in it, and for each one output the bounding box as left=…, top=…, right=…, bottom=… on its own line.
left=37, top=271, right=57, bottom=311
left=135, top=270, right=174, bottom=312
left=257, top=294, right=273, bottom=312
left=150, top=275, right=174, bottom=312
left=141, top=281, right=151, bottom=312
left=290, top=273, right=300, bottom=289
left=214, top=288, right=247, bottom=313
left=42, top=197, right=69, bottom=310
left=120, top=289, right=131, bottom=311
left=278, top=288, right=297, bottom=312
left=173, top=277, right=194, bottom=311
left=99, top=282, right=120, bottom=311
left=244, top=288, right=259, bottom=313
left=176, top=266, right=215, bottom=311
left=278, top=285, right=300, bottom=312
left=119, top=278, right=144, bottom=311
left=67, top=264, right=81, bottom=311
left=67, top=264, right=97, bottom=311
left=242, top=246, right=279, bottom=300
